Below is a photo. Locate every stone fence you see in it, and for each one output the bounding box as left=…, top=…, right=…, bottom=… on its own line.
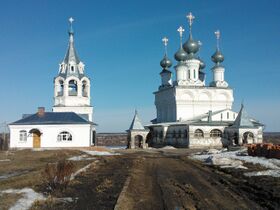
left=247, top=143, right=280, bottom=159
left=95, top=133, right=128, bottom=147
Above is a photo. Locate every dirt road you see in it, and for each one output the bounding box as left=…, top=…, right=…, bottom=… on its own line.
left=32, top=149, right=280, bottom=210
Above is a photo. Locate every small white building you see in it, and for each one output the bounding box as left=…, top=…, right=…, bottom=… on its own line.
left=127, top=111, right=149, bottom=149
left=9, top=18, right=96, bottom=149
left=147, top=13, right=264, bottom=148
left=9, top=108, right=95, bottom=148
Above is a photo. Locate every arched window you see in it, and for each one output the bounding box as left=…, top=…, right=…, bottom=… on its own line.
left=82, top=80, right=88, bottom=97
left=194, top=129, right=204, bottom=138
left=71, top=66, right=74, bottom=72
left=57, top=80, right=64, bottom=96
left=57, top=131, right=72, bottom=141
left=19, top=130, right=27, bottom=141
left=210, top=129, right=222, bottom=138
left=68, top=80, right=77, bottom=96
left=243, top=132, right=254, bottom=144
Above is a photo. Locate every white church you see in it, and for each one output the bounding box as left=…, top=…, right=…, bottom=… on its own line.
left=145, top=13, right=264, bottom=148
left=9, top=18, right=96, bottom=148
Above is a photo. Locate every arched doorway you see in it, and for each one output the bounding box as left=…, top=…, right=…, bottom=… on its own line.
left=134, top=135, right=143, bottom=148
left=29, top=129, right=41, bottom=148
left=146, top=132, right=153, bottom=147
left=243, top=132, right=254, bottom=144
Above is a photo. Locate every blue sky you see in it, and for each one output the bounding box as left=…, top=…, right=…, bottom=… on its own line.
left=0, top=0, right=279, bottom=132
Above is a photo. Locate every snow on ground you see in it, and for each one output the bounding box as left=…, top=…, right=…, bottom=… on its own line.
left=0, top=188, right=45, bottom=210
left=70, top=162, right=97, bottom=181
left=191, top=148, right=280, bottom=177
left=81, top=150, right=120, bottom=156
left=67, top=155, right=96, bottom=161
left=0, top=159, right=10, bottom=162
left=161, top=146, right=177, bottom=149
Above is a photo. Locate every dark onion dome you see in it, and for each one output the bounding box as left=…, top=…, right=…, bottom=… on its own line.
left=198, top=57, right=206, bottom=69
left=211, top=49, right=224, bottom=64
left=174, top=47, right=188, bottom=62
left=160, top=55, right=172, bottom=69
left=183, top=35, right=199, bottom=54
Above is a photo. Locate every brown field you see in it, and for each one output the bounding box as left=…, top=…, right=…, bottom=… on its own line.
left=0, top=146, right=280, bottom=210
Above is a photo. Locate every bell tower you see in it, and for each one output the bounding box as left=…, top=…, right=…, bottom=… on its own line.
left=52, top=17, right=93, bottom=121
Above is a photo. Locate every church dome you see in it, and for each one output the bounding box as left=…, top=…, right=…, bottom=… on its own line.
left=211, top=50, right=224, bottom=64
left=160, top=55, right=172, bottom=69
left=183, top=35, right=199, bottom=54
left=174, top=48, right=188, bottom=62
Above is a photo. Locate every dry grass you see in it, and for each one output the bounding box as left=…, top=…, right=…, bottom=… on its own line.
left=0, top=149, right=96, bottom=210
left=0, top=193, right=23, bottom=210
left=42, top=160, right=75, bottom=192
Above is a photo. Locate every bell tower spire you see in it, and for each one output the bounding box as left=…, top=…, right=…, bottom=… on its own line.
left=53, top=17, right=93, bottom=122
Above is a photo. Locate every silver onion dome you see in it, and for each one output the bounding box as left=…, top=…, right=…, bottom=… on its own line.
left=160, top=55, right=172, bottom=69
left=183, top=35, right=199, bottom=54
left=211, top=49, right=224, bottom=65
left=174, top=48, right=188, bottom=62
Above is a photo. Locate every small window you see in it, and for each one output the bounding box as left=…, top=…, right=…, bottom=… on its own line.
left=233, top=113, right=236, bottom=119
left=221, top=113, right=223, bottom=120
left=57, top=131, right=72, bottom=141
left=193, top=70, right=196, bottom=79
left=71, top=66, right=74, bottom=72
left=19, top=130, right=27, bottom=141
left=227, top=112, right=229, bottom=119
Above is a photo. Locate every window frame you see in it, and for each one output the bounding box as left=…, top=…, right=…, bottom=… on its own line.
left=19, top=130, right=27, bottom=142
left=57, top=131, right=73, bottom=142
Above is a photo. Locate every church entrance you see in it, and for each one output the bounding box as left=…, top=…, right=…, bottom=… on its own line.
left=134, top=135, right=143, bottom=148
left=30, top=129, right=41, bottom=148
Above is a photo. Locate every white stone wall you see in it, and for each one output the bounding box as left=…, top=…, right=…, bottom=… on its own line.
left=9, top=124, right=94, bottom=148
left=200, top=109, right=238, bottom=122
left=155, top=86, right=234, bottom=123
left=189, top=125, right=226, bottom=147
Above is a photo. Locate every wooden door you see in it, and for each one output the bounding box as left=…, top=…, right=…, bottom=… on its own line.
left=33, top=133, right=41, bottom=148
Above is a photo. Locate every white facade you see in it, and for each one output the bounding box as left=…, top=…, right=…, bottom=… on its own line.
left=9, top=124, right=94, bottom=148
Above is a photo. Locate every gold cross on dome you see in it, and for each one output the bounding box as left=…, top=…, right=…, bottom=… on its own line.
left=69, top=17, right=74, bottom=24
left=177, top=26, right=185, bottom=38
left=162, top=37, right=169, bottom=46
left=186, top=12, right=195, bottom=27
left=215, top=30, right=220, bottom=40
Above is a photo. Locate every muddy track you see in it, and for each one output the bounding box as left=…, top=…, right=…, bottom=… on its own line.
left=34, top=150, right=280, bottom=210
left=119, top=152, right=279, bottom=210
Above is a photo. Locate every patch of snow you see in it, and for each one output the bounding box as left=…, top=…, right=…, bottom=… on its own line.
left=82, top=150, right=120, bottom=156
left=0, top=159, right=11, bottom=162
left=244, top=170, right=280, bottom=177
left=161, top=146, right=177, bottom=149
left=192, top=148, right=280, bottom=177
left=67, top=155, right=96, bottom=161
left=32, top=148, right=62, bottom=151
left=205, top=156, right=244, bottom=168
left=0, top=188, right=45, bottom=210
left=0, top=170, right=30, bottom=181
left=70, top=161, right=98, bottom=181
left=106, top=146, right=127, bottom=150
